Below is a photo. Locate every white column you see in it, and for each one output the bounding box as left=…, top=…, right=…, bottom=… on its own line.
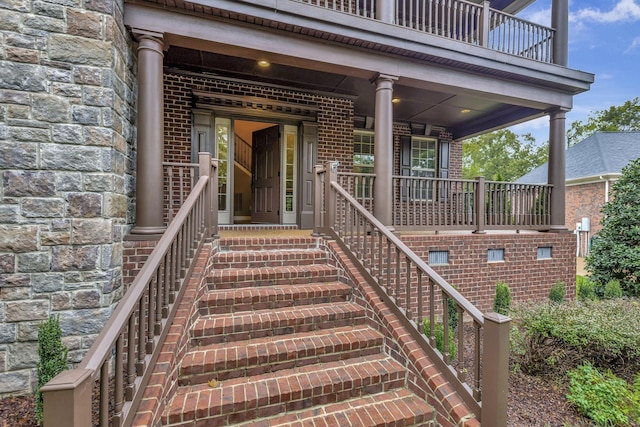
left=373, top=74, right=398, bottom=227
left=376, top=0, right=395, bottom=23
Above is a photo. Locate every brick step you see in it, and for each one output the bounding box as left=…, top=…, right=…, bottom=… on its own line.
left=212, top=248, right=328, bottom=269
left=191, top=302, right=366, bottom=347
left=199, top=282, right=352, bottom=315
left=179, top=325, right=384, bottom=385
left=236, top=389, right=434, bottom=427
left=163, top=354, right=406, bottom=426
left=207, top=264, right=339, bottom=290
left=218, top=237, right=321, bottom=252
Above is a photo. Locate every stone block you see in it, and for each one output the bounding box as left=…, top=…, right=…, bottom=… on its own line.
left=84, top=173, right=114, bottom=192
left=46, top=67, right=73, bottom=83
left=52, top=124, right=82, bottom=144
left=7, top=126, right=50, bottom=142
left=3, top=171, right=55, bottom=197
left=51, top=292, right=72, bottom=310
left=0, top=0, right=29, bottom=12
left=7, top=104, right=31, bottom=119
left=59, top=307, right=112, bottom=335
left=6, top=47, right=39, bottom=64
left=0, top=274, right=30, bottom=288
left=32, top=93, right=70, bottom=123
left=0, top=286, right=30, bottom=301
left=0, top=141, right=38, bottom=169
left=5, top=33, right=36, bottom=49
left=40, top=231, right=70, bottom=245
left=0, top=324, right=16, bottom=344
left=49, top=34, right=112, bottom=67
left=73, top=289, right=101, bottom=309
left=0, top=254, right=15, bottom=273
left=0, top=370, right=31, bottom=394
left=21, top=198, right=65, bottom=218
left=31, top=273, right=65, bottom=293
left=73, top=66, right=101, bottom=85
left=7, top=342, right=39, bottom=369
left=104, top=192, right=126, bottom=217
left=51, top=219, right=70, bottom=232
left=0, top=204, right=20, bottom=223
left=33, top=1, right=65, bottom=19
left=51, top=245, right=99, bottom=271
left=71, top=104, right=100, bottom=125
left=16, top=251, right=50, bottom=273
left=0, top=61, right=46, bottom=91
left=72, top=218, right=112, bottom=244
left=51, top=82, right=82, bottom=98
left=41, top=144, right=101, bottom=171
left=24, top=15, right=65, bottom=33
left=83, top=126, right=113, bottom=146
left=0, top=89, right=29, bottom=104
left=83, top=86, right=113, bottom=107
left=85, top=0, right=114, bottom=14
left=0, top=10, right=22, bottom=31
left=55, top=172, right=83, bottom=191
left=16, top=321, right=40, bottom=341
left=67, top=9, right=103, bottom=39
left=5, top=300, right=49, bottom=322
left=0, top=225, right=38, bottom=252
left=67, top=192, right=102, bottom=218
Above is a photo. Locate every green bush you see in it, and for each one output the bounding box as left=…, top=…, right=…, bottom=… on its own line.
left=35, top=315, right=68, bottom=425
left=510, top=299, right=640, bottom=378
left=446, top=286, right=459, bottom=331
left=493, top=281, right=511, bottom=315
left=423, top=319, right=457, bottom=359
left=549, top=280, right=566, bottom=303
left=576, top=275, right=597, bottom=302
left=605, top=279, right=624, bottom=299
left=567, top=362, right=632, bottom=426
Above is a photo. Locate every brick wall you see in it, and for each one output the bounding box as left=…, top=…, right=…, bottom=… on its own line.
left=0, top=0, right=136, bottom=395
left=401, top=232, right=576, bottom=312
left=566, top=181, right=607, bottom=235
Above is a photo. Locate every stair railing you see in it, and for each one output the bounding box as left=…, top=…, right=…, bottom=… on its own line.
left=41, top=153, right=219, bottom=427
left=315, top=161, right=510, bottom=426
left=234, top=134, right=252, bottom=172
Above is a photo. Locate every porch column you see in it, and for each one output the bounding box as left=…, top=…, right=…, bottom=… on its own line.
left=373, top=74, right=397, bottom=228
left=376, top=0, right=395, bottom=23
left=131, top=31, right=166, bottom=235
left=551, top=0, right=568, bottom=66
left=548, top=109, right=567, bottom=231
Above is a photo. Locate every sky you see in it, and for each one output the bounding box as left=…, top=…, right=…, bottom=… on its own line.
left=509, top=0, right=640, bottom=145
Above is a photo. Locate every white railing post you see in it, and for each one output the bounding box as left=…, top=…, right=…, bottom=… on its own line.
left=378, top=0, right=395, bottom=23
left=480, top=1, right=490, bottom=47
left=198, top=152, right=212, bottom=237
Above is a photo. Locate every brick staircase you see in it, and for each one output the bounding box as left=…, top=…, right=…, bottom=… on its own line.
left=161, top=236, right=435, bottom=426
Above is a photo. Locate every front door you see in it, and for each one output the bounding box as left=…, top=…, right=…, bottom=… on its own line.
left=252, top=125, right=280, bottom=223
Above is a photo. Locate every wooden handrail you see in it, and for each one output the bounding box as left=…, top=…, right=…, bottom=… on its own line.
left=42, top=153, right=219, bottom=427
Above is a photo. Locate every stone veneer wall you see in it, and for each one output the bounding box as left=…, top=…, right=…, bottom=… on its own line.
left=0, top=0, right=136, bottom=396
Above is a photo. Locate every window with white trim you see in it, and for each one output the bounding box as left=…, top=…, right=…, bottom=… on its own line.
left=354, top=131, right=374, bottom=174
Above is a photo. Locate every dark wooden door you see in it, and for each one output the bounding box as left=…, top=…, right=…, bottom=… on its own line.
left=252, top=125, right=280, bottom=223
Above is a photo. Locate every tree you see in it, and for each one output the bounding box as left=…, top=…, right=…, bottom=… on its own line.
left=567, top=97, right=640, bottom=146
left=585, top=157, right=640, bottom=297
left=462, top=129, right=547, bottom=181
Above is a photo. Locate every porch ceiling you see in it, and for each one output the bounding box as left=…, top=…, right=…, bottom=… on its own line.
left=165, top=47, right=540, bottom=139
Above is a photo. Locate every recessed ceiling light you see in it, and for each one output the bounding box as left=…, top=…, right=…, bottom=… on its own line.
left=392, top=98, right=401, bottom=104
left=461, top=109, right=471, bottom=114
left=258, top=60, right=270, bottom=67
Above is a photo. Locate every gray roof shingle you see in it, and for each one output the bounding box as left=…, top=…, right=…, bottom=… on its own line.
left=517, top=132, right=640, bottom=184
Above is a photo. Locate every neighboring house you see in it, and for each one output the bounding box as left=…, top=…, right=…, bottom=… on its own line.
left=518, top=132, right=640, bottom=253
left=0, top=0, right=593, bottom=404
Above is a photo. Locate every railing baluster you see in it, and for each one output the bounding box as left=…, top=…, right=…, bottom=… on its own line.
left=136, top=297, right=145, bottom=374
left=417, top=269, right=423, bottom=328
left=474, top=320, right=482, bottom=400
left=386, top=238, right=392, bottom=296
left=126, top=315, right=136, bottom=400
left=405, top=257, right=412, bottom=320
left=100, top=362, right=109, bottom=427
left=429, top=278, right=435, bottom=346
left=457, top=306, right=465, bottom=381
left=442, top=290, right=450, bottom=363
left=113, top=334, right=124, bottom=427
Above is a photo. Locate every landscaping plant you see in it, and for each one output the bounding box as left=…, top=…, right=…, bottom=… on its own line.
left=604, top=279, right=624, bottom=299
left=576, top=275, right=597, bottom=302
left=549, top=280, right=566, bottom=303
left=423, top=319, right=457, bottom=359
left=586, top=157, right=640, bottom=297
left=493, top=281, right=511, bottom=315
left=35, top=315, right=68, bottom=425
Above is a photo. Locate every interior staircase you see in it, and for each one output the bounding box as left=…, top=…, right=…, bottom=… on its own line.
left=161, top=236, right=436, bottom=426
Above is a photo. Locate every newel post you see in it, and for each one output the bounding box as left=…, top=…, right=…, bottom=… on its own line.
left=211, top=158, right=219, bottom=239
left=312, top=164, right=325, bottom=236
left=481, top=312, right=511, bottom=427
left=324, top=161, right=339, bottom=231
left=41, top=369, right=93, bottom=427
left=474, top=176, right=486, bottom=234
left=198, top=152, right=212, bottom=237
left=480, top=1, right=491, bottom=47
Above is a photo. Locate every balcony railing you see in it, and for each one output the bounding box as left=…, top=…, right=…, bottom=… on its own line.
left=336, top=172, right=552, bottom=232
left=295, top=0, right=556, bottom=63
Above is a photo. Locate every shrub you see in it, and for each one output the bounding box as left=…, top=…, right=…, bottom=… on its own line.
left=446, top=286, right=459, bottom=331
left=567, top=362, right=632, bottom=426
left=36, top=315, right=68, bottom=425
left=576, top=275, right=597, bottom=302
left=423, top=319, right=457, bottom=359
left=549, top=280, right=566, bottom=303
left=510, top=299, right=640, bottom=378
left=604, top=279, right=624, bottom=299
left=493, top=281, right=511, bottom=315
